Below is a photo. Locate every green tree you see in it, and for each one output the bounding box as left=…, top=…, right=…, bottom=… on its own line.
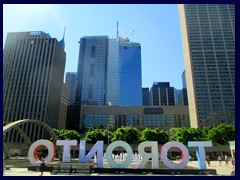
left=84, top=128, right=113, bottom=144
left=207, top=124, right=235, bottom=145
left=50, top=129, right=81, bottom=142
left=140, top=128, right=169, bottom=144
left=111, top=126, right=140, bottom=144
left=170, top=127, right=206, bottom=145
left=168, top=128, right=182, bottom=141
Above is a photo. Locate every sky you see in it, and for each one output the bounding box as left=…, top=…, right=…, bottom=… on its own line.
left=3, top=4, right=185, bottom=89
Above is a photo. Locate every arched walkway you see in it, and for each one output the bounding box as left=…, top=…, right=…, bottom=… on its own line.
left=3, top=119, right=62, bottom=159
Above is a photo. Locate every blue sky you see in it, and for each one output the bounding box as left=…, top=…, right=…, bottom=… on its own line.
left=3, top=4, right=185, bottom=89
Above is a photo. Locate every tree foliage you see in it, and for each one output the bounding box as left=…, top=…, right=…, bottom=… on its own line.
left=207, top=124, right=235, bottom=145
left=50, top=124, right=234, bottom=146
left=51, top=128, right=81, bottom=142
left=111, top=126, right=140, bottom=144
left=84, top=128, right=113, bottom=144
left=170, top=127, right=207, bottom=145
left=140, top=128, right=169, bottom=144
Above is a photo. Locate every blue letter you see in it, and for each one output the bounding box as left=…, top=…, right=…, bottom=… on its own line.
left=188, top=141, right=212, bottom=170
left=56, top=140, right=77, bottom=162
left=79, top=140, right=103, bottom=168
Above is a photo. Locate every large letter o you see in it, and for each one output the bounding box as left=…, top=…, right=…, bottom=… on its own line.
left=28, top=139, right=56, bottom=166
left=106, top=141, right=133, bottom=168
left=161, top=141, right=189, bottom=169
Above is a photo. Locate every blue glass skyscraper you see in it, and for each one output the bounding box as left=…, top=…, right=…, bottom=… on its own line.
left=75, top=36, right=108, bottom=106
left=106, top=39, right=119, bottom=105
left=118, top=38, right=142, bottom=106
left=75, top=36, right=142, bottom=107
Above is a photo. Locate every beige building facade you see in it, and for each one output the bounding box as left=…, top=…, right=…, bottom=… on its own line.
left=178, top=4, right=235, bottom=129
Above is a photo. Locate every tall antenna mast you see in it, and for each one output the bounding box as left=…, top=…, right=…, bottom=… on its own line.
left=116, top=21, right=119, bottom=40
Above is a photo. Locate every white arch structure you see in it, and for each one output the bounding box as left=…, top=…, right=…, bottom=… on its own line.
left=3, top=119, right=62, bottom=159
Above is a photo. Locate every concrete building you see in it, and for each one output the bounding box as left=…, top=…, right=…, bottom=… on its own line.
left=179, top=4, right=235, bottom=128
left=3, top=31, right=66, bottom=142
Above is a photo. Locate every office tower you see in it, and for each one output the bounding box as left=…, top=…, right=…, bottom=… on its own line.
left=75, top=36, right=108, bottom=106
left=178, top=70, right=188, bottom=106
left=182, top=70, right=187, bottom=89
left=65, top=72, right=77, bottom=105
left=179, top=4, right=235, bottom=128
left=118, top=38, right=142, bottom=106
left=75, top=36, right=142, bottom=106
left=58, top=83, right=69, bottom=129
left=106, top=39, right=119, bottom=105
left=142, top=88, right=150, bottom=106
left=3, top=31, right=66, bottom=142
left=174, top=89, right=181, bottom=106
left=178, top=88, right=188, bottom=106
left=149, top=82, right=175, bottom=106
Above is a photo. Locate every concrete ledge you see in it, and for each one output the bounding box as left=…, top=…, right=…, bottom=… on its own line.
left=91, top=168, right=217, bottom=175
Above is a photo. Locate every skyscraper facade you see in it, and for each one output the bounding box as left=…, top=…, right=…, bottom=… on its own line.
left=3, top=31, right=66, bottom=142
left=174, top=89, right=181, bottom=106
left=178, top=70, right=188, bottom=106
left=149, top=82, right=175, bottom=106
left=75, top=36, right=142, bottom=107
left=118, top=38, right=142, bottom=106
left=178, top=88, right=188, bottom=106
left=106, top=39, right=119, bottom=105
left=182, top=70, right=187, bottom=89
left=142, top=88, right=150, bottom=106
left=179, top=4, right=235, bottom=128
left=75, top=36, right=108, bottom=106
left=58, top=83, right=69, bottom=129
left=65, top=72, right=77, bottom=105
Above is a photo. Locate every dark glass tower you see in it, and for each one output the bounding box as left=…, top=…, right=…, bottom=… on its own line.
left=149, top=82, right=175, bottom=106
left=142, top=88, right=149, bottom=106
left=3, top=31, right=66, bottom=142
left=179, top=4, right=235, bottom=128
left=65, top=72, right=77, bottom=105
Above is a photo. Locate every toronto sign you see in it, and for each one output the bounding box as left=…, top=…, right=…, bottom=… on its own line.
left=28, top=140, right=212, bottom=170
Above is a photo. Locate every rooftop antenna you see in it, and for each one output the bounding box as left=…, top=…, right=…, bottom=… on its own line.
left=116, top=21, right=119, bottom=40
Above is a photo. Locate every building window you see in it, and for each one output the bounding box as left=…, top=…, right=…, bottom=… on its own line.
left=88, top=84, right=93, bottom=99
left=91, top=45, right=96, bottom=57
left=90, top=64, right=94, bottom=78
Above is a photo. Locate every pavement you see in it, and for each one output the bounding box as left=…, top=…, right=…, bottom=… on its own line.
left=3, top=161, right=235, bottom=176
